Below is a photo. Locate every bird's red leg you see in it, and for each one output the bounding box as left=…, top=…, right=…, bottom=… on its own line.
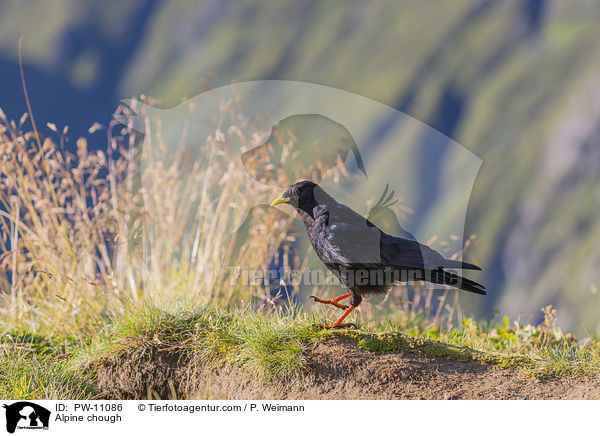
left=319, top=305, right=356, bottom=329
left=310, top=292, right=351, bottom=309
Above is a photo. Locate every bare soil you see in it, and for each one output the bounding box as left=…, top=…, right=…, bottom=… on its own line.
left=97, top=337, right=600, bottom=400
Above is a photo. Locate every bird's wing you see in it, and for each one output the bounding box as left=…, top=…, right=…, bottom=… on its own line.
left=319, top=199, right=472, bottom=271
left=324, top=203, right=384, bottom=266
left=380, top=234, right=447, bottom=270
left=323, top=200, right=436, bottom=269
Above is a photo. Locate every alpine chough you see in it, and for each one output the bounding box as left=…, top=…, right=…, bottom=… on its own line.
left=271, top=181, right=485, bottom=328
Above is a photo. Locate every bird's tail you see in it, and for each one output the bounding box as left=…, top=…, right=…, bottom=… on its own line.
left=441, top=259, right=482, bottom=271
left=429, top=269, right=486, bottom=295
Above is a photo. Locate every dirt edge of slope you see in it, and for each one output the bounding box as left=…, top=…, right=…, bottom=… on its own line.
left=96, top=336, right=600, bottom=400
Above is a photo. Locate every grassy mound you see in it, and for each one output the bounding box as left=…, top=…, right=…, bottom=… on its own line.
left=3, top=303, right=599, bottom=399
left=74, top=305, right=321, bottom=399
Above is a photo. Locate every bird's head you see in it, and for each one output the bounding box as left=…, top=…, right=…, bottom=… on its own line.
left=270, top=180, right=318, bottom=209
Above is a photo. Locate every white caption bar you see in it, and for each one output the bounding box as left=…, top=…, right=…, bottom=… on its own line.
left=0, top=400, right=594, bottom=435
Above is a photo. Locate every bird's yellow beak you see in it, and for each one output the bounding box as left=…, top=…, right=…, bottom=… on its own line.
left=270, top=196, right=290, bottom=207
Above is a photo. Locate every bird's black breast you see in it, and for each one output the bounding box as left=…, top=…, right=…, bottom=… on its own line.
left=306, top=205, right=340, bottom=266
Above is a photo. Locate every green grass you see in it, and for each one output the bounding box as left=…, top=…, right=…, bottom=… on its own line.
left=0, top=345, right=96, bottom=399
left=2, top=302, right=599, bottom=399
left=74, top=303, right=324, bottom=382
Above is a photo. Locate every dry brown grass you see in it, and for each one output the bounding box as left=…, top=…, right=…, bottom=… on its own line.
left=0, top=99, right=306, bottom=335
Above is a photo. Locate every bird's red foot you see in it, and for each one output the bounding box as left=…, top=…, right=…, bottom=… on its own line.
left=313, top=305, right=357, bottom=329
left=310, top=296, right=349, bottom=310
left=309, top=292, right=351, bottom=310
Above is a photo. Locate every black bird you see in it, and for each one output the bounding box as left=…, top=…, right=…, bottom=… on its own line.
left=271, top=181, right=485, bottom=328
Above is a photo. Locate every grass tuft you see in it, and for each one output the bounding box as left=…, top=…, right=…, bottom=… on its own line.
left=0, top=345, right=96, bottom=399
